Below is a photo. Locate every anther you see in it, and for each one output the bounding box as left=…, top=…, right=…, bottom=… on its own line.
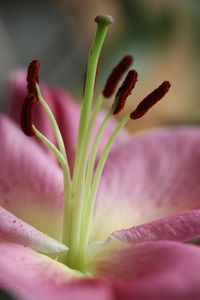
left=103, top=55, right=133, bottom=98
left=27, top=60, right=41, bottom=96
left=130, top=81, right=171, bottom=119
left=112, top=69, right=138, bottom=114
left=21, top=93, right=37, bottom=136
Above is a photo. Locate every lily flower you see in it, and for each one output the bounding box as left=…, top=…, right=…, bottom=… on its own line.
left=1, top=14, right=200, bottom=300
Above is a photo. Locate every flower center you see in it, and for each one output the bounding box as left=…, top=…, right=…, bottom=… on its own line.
left=21, top=14, right=171, bottom=271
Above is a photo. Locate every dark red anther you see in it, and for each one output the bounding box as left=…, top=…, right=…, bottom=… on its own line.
left=21, top=93, right=37, bottom=136
left=130, top=81, right=171, bottom=119
left=103, top=55, right=133, bottom=98
left=112, top=69, right=138, bottom=114
left=27, top=60, right=41, bottom=96
left=21, top=60, right=41, bottom=136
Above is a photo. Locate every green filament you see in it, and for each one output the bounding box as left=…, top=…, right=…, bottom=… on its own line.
left=33, top=125, right=71, bottom=246
left=85, top=110, right=112, bottom=198
left=36, top=84, right=68, bottom=162
left=36, top=84, right=72, bottom=246
left=77, top=114, right=130, bottom=267
left=33, top=125, right=67, bottom=169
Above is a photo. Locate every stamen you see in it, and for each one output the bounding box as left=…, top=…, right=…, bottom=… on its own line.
left=21, top=93, right=37, bottom=136
left=27, top=60, right=41, bottom=95
left=103, top=55, right=133, bottom=98
left=130, top=81, right=171, bottom=119
left=112, top=69, right=138, bottom=114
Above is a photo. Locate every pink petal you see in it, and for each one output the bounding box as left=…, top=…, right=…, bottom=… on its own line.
left=88, top=209, right=200, bottom=261
left=2, top=242, right=200, bottom=300
left=0, top=243, right=73, bottom=299
left=90, top=241, right=200, bottom=299
left=0, top=207, right=67, bottom=253
left=110, top=209, right=200, bottom=245
left=92, top=127, right=200, bottom=242
left=0, top=243, right=113, bottom=300
left=0, top=115, right=64, bottom=240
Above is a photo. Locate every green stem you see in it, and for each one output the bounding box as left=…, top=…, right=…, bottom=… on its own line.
left=79, top=109, right=113, bottom=242
left=62, top=168, right=72, bottom=261
left=68, top=18, right=112, bottom=269
left=72, top=19, right=111, bottom=194
left=78, top=21, right=111, bottom=145
left=85, top=110, right=112, bottom=202
left=78, top=114, right=130, bottom=266
left=92, top=114, right=129, bottom=206
left=76, top=110, right=112, bottom=268
left=68, top=95, right=104, bottom=269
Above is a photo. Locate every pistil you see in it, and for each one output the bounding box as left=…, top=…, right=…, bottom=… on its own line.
left=21, top=14, right=171, bottom=272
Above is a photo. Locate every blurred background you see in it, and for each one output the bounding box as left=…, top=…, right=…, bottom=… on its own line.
left=0, top=0, right=200, bottom=133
